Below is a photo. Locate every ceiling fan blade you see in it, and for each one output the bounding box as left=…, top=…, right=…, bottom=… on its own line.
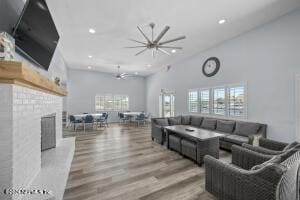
left=124, top=46, right=147, bottom=48
left=158, top=48, right=170, bottom=55
left=137, top=26, right=152, bottom=44
left=151, top=25, right=154, bottom=42
left=135, top=48, right=148, bottom=56
left=158, top=46, right=183, bottom=49
left=158, top=36, right=186, bottom=45
left=120, top=73, right=126, bottom=76
left=129, top=39, right=147, bottom=45
left=154, top=26, right=170, bottom=43
left=152, top=49, right=154, bottom=57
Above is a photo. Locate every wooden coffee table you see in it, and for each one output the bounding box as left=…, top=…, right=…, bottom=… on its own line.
left=165, top=125, right=224, bottom=165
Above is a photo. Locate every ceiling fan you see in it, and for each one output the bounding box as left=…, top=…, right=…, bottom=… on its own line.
left=126, top=23, right=186, bottom=57
left=114, top=66, right=135, bottom=79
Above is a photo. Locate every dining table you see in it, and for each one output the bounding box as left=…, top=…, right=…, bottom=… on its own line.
left=122, top=112, right=143, bottom=117
left=73, top=113, right=104, bottom=120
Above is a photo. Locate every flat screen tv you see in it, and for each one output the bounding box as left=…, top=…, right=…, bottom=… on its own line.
left=13, top=0, right=60, bottom=70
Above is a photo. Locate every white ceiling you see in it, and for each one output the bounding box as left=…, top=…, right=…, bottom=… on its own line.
left=46, top=0, right=300, bottom=76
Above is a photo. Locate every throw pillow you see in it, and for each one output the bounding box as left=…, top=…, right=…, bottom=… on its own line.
left=154, top=118, right=169, bottom=127
left=190, top=116, right=203, bottom=127
left=234, top=121, right=260, bottom=137
left=216, top=120, right=235, bottom=133
left=201, top=118, right=217, bottom=130
left=181, top=115, right=191, bottom=125
left=168, top=116, right=182, bottom=125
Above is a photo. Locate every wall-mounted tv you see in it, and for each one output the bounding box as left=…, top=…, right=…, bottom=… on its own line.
left=13, top=0, right=60, bottom=71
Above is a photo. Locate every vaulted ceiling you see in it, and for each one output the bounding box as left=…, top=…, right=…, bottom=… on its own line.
left=46, top=0, right=300, bottom=76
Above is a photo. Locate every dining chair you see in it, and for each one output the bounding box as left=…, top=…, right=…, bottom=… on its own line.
left=135, top=113, right=146, bottom=127
left=97, top=112, right=109, bottom=127
left=69, top=115, right=83, bottom=131
left=84, top=115, right=94, bottom=132
left=119, top=112, right=130, bottom=124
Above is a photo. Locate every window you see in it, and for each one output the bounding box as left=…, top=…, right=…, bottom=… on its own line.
left=188, top=90, right=198, bottom=113
left=200, top=89, right=210, bottom=114
left=228, top=86, right=246, bottom=117
left=213, top=88, right=225, bottom=115
left=95, top=95, right=129, bottom=111
left=187, top=83, right=247, bottom=118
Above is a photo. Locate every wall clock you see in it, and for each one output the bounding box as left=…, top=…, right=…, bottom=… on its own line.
left=202, top=57, right=220, bottom=77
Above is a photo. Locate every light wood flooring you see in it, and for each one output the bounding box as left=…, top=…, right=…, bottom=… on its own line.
left=63, top=124, right=231, bottom=200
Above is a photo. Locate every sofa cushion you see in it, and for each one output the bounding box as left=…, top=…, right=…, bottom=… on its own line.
left=283, top=142, right=300, bottom=151
left=181, top=115, right=191, bottom=125
left=223, top=135, right=249, bottom=145
left=154, top=118, right=169, bottom=127
left=216, top=120, right=235, bottom=133
left=201, top=118, right=217, bottom=130
left=168, top=116, right=182, bottom=126
left=190, top=116, right=203, bottom=127
left=234, top=121, right=260, bottom=137
left=251, top=155, right=281, bottom=170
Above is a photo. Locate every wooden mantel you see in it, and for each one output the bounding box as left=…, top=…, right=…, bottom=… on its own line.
left=0, top=60, right=67, bottom=96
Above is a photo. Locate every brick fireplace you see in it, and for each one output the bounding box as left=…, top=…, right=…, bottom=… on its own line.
left=0, top=61, right=73, bottom=200
left=0, top=84, right=63, bottom=200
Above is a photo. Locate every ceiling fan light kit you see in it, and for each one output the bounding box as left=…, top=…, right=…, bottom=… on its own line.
left=126, top=23, right=186, bottom=57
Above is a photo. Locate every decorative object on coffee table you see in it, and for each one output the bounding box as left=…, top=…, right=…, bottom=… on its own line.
left=0, top=32, right=15, bottom=61
left=202, top=57, right=220, bottom=77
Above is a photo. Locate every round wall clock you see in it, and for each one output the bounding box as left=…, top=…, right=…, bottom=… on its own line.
left=202, top=57, right=220, bottom=77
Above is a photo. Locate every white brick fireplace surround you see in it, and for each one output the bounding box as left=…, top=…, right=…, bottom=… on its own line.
left=0, top=83, right=74, bottom=200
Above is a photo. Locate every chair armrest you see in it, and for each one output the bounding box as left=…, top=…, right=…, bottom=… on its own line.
left=231, top=145, right=273, bottom=170
left=242, top=143, right=283, bottom=155
left=151, top=124, right=165, bottom=144
left=259, top=138, right=288, bottom=151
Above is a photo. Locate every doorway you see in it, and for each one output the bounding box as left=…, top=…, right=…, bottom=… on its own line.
left=159, top=92, right=175, bottom=118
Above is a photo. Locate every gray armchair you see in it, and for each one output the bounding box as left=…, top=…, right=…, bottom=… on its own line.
left=242, top=138, right=299, bottom=155
left=204, top=150, right=300, bottom=200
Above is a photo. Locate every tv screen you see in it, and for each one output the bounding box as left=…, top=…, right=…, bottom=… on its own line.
left=13, top=0, right=60, bottom=70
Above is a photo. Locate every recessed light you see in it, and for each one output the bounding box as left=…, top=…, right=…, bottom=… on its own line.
left=134, top=72, right=138, bottom=75
left=218, top=19, right=226, bottom=24
left=87, top=66, right=92, bottom=69
left=88, top=55, right=93, bottom=58
left=146, top=64, right=152, bottom=67
left=171, top=49, right=177, bottom=53
left=89, top=28, right=96, bottom=34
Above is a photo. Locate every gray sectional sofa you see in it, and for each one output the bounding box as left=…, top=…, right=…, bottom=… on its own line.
left=151, top=115, right=267, bottom=151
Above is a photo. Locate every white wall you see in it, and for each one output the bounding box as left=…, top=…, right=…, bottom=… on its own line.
left=67, top=69, right=146, bottom=122
left=146, top=10, right=300, bottom=143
